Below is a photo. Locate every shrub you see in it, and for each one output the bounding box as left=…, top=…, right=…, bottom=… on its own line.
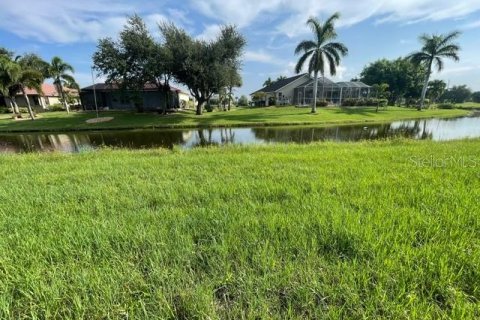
left=316, top=100, right=328, bottom=107
left=205, top=103, right=214, bottom=112
left=437, top=103, right=455, bottom=109
left=18, top=107, right=29, bottom=113
left=378, top=99, right=388, bottom=107
left=341, top=99, right=358, bottom=107
left=0, top=107, right=11, bottom=114
left=48, top=104, right=65, bottom=112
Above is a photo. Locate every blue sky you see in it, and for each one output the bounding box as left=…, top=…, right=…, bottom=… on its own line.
left=1, top=0, right=480, bottom=97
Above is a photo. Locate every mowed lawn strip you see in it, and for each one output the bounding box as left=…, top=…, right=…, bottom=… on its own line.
left=0, top=106, right=470, bottom=132
left=0, top=140, right=479, bottom=318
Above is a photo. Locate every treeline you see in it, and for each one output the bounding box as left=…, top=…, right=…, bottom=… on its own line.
left=0, top=49, right=77, bottom=120
left=359, top=58, right=479, bottom=106
left=93, top=15, right=246, bottom=115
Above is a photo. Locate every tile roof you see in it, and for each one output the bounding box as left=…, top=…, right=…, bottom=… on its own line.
left=23, top=84, right=78, bottom=96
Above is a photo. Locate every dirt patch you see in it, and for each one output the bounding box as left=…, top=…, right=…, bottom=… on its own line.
left=86, top=117, right=114, bottom=124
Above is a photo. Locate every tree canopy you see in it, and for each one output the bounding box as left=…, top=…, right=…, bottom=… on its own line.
left=441, top=85, right=471, bottom=103
left=161, top=23, right=245, bottom=115
left=359, top=58, right=425, bottom=105
left=94, top=16, right=245, bottom=115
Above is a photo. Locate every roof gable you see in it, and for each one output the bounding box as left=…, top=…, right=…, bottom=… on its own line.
left=251, top=74, right=310, bottom=94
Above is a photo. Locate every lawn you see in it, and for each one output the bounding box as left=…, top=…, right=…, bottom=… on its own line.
left=0, top=106, right=470, bottom=133
left=454, top=102, right=480, bottom=110
left=0, top=140, right=479, bottom=318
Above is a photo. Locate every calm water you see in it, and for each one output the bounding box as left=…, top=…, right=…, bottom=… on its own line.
left=1, top=114, right=480, bottom=153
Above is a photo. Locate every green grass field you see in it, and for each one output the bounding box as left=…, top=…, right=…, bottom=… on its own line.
left=1, top=140, right=479, bottom=318
left=0, top=106, right=470, bottom=132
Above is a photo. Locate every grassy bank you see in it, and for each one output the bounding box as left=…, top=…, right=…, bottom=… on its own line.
left=1, top=140, right=479, bottom=318
left=0, top=106, right=470, bottom=133
left=454, top=102, right=480, bottom=110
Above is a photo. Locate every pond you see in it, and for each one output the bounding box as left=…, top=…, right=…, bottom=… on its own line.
left=1, top=114, right=480, bottom=153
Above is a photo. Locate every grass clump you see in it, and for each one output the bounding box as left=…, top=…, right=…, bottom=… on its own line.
left=0, top=140, right=479, bottom=318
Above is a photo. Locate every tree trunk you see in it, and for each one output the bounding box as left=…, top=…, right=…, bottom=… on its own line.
left=228, top=87, right=232, bottom=111
left=22, top=88, right=35, bottom=121
left=11, top=98, right=20, bottom=117
left=163, top=87, right=169, bottom=115
left=196, top=99, right=205, bottom=115
left=312, top=71, right=319, bottom=113
left=321, top=73, right=326, bottom=103
left=6, top=97, right=19, bottom=116
left=57, top=83, right=69, bottom=114
left=419, top=62, right=432, bottom=111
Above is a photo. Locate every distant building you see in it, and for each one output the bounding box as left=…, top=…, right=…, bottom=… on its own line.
left=251, top=74, right=372, bottom=106
left=80, top=83, right=191, bottom=111
left=0, top=84, right=78, bottom=111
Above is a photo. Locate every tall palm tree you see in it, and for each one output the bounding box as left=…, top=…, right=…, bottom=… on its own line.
left=294, top=13, right=348, bottom=113
left=48, top=57, right=75, bottom=113
left=15, top=55, right=48, bottom=120
left=407, top=31, right=461, bottom=110
left=0, top=56, right=20, bottom=115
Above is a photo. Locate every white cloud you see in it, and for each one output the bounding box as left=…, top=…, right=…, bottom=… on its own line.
left=191, top=0, right=480, bottom=37
left=244, top=50, right=284, bottom=65
left=196, top=24, right=222, bottom=41
left=0, top=0, right=172, bottom=43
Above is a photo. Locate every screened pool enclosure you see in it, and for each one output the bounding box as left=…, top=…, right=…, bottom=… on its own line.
left=293, top=78, right=372, bottom=106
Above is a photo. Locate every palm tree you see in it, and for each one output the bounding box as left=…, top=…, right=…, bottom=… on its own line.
left=0, top=56, right=21, bottom=115
left=263, top=77, right=273, bottom=87
left=15, top=55, right=48, bottom=120
left=407, top=31, right=461, bottom=110
left=64, top=79, right=81, bottom=106
left=48, top=57, right=75, bottom=113
left=294, top=13, right=348, bottom=113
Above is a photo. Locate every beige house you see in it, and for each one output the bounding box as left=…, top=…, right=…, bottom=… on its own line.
left=178, top=91, right=192, bottom=108
left=251, top=74, right=311, bottom=106
left=251, top=74, right=372, bottom=106
left=1, top=84, right=78, bottom=111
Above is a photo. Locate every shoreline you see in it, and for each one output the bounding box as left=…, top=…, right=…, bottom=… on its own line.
left=0, top=110, right=472, bottom=134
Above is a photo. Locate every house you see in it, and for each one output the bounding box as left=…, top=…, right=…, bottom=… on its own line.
left=80, top=83, right=190, bottom=111
left=251, top=74, right=372, bottom=106
left=251, top=74, right=311, bottom=106
left=0, top=84, right=78, bottom=111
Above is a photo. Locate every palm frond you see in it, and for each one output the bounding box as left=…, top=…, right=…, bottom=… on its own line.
left=324, top=51, right=337, bottom=76
left=434, top=57, right=444, bottom=72
left=438, top=31, right=461, bottom=48
left=294, top=40, right=317, bottom=55
left=319, top=12, right=340, bottom=42
left=323, top=42, right=348, bottom=57
left=306, top=17, right=323, bottom=44
left=323, top=46, right=340, bottom=65
left=407, top=52, right=430, bottom=66
left=60, top=73, right=76, bottom=83
left=295, top=51, right=313, bottom=74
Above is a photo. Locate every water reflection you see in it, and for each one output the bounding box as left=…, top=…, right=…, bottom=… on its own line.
left=0, top=115, right=479, bottom=153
